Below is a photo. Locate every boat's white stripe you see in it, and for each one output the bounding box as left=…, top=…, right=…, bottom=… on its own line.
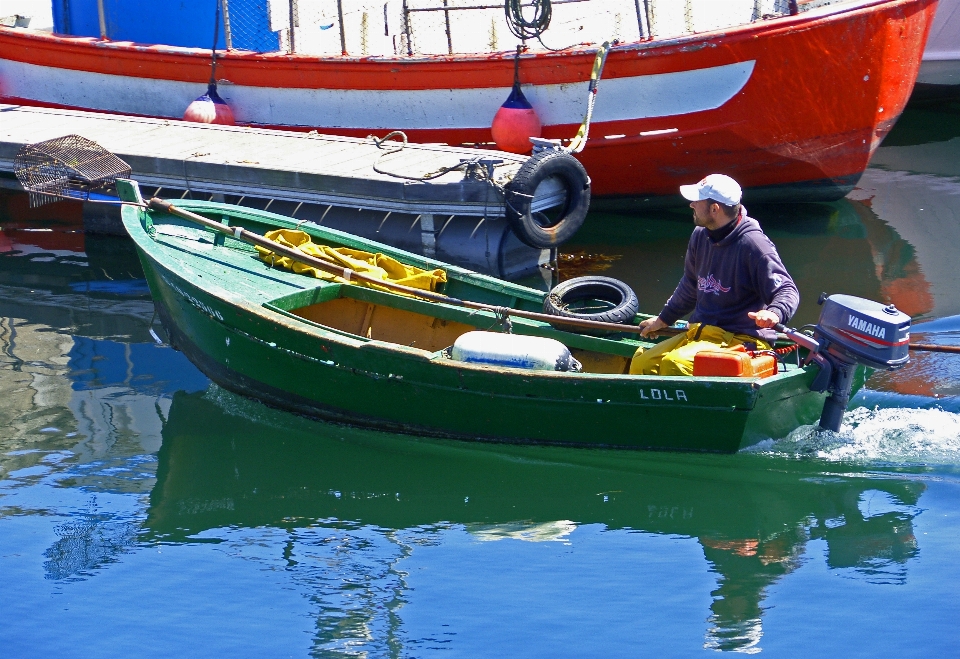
left=0, top=58, right=753, bottom=129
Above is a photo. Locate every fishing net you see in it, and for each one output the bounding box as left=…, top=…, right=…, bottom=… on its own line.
left=13, top=135, right=132, bottom=207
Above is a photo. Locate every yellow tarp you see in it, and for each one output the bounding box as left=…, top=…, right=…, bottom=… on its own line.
left=256, top=229, right=447, bottom=294
left=629, top=323, right=772, bottom=376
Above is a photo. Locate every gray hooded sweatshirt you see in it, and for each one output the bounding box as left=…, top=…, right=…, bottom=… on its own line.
left=658, top=209, right=799, bottom=343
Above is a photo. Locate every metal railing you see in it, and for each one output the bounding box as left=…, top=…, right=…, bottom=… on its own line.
left=218, top=0, right=800, bottom=56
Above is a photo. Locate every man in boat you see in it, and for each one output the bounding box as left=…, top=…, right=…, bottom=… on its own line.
left=630, top=174, right=799, bottom=376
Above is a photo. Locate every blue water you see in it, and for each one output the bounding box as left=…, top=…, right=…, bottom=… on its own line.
left=3, top=100, right=960, bottom=656
left=2, top=385, right=958, bottom=657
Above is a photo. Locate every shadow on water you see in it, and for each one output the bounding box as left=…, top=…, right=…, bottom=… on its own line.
left=136, top=387, right=933, bottom=654
left=0, top=201, right=145, bottom=295
left=42, top=498, right=141, bottom=582
left=882, top=97, right=960, bottom=147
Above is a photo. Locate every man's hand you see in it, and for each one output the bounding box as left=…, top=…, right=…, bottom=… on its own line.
left=639, top=316, right=669, bottom=338
left=748, top=309, right=780, bottom=329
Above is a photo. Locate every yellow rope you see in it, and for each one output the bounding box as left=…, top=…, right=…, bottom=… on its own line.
left=566, top=41, right=611, bottom=155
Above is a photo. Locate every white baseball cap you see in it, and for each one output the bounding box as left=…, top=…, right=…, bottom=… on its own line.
left=679, top=174, right=742, bottom=206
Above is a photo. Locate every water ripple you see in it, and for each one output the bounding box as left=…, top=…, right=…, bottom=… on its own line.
left=751, top=406, right=960, bottom=465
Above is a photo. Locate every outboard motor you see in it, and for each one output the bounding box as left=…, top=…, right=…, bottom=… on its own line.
left=779, top=294, right=911, bottom=432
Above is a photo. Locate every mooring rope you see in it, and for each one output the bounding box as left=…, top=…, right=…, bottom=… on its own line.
left=565, top=41, right=611, bottom=154
left=369, top=130, right=499, bottom=184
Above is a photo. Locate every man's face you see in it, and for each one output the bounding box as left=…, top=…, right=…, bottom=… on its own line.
left=690, top=199, right=714, bottom=227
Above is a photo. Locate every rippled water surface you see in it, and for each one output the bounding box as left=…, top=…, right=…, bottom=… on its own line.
left=3, top=100, right=960, bottom=657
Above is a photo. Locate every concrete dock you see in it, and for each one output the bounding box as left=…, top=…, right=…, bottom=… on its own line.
left=0, top=104, right=531, bottom=215
left=0, top=104, right=552, bottom=279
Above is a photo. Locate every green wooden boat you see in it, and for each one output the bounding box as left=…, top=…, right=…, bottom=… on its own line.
left=121, top=193, right=859, bottom=453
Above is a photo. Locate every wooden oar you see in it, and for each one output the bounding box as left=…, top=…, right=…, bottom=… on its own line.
left=908, top=343, right=960, bottom=354
left=147, top=198, right=677, bottom=338
left=29, top=137, right=943, bottom=354
left=118, top=200, right=960, bottom=356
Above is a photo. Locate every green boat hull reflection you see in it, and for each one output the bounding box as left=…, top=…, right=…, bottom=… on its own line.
left=147, top=391, right=922, bottom=652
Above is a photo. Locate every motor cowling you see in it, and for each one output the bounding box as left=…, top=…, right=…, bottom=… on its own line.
left=806, top=294, right=911, bottom=431
left=814, top=294, right=911, bottom=369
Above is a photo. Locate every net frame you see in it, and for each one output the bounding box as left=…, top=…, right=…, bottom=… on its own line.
left=13, top=135, right=133, bottom=207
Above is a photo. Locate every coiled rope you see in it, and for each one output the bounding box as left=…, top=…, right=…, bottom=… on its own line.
left=504, top=0, right=552, bottom=41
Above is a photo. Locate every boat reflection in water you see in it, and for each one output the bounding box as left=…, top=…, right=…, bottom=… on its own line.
left=0, top=216, right=209, bottom=584
left=847, top=98, right=960, bottom=398
left=145, top=390, right=924, bottom=654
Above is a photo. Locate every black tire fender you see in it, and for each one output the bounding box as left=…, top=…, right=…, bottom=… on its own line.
left=543, top=276, right=639, bottom=332
left=504, top=150, right=591, bottom=249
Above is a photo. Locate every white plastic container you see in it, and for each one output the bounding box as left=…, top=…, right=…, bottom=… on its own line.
left=450, top=331, right=582, bottom=372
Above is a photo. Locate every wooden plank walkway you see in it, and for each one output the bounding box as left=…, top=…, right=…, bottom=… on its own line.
left=0, top=104, right=527, bottom=216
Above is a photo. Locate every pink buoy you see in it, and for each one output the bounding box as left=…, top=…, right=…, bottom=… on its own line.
left=183, top=83, right=235, bottom=125
left=491, top=82, right=541, bottom=155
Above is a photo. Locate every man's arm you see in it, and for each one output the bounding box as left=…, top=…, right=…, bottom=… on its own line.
left=658, top=235, right=700, bottom=326
left=748, top=309, right=781, bottom=329
left=639, top=316, right=669, bottom=338
left=754, top=247, right=799, bottom=326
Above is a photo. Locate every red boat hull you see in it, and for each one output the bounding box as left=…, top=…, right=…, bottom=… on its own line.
left=0, top=0, right=936, bottom=202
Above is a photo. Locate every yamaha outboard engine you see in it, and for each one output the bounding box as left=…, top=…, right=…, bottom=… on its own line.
left=779, top=294, right=911, bottom=432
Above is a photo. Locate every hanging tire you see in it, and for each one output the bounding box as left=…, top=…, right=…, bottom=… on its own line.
left=503, top=150, right=591, bottom=249
left=543, top=276, right=639, bottom=334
